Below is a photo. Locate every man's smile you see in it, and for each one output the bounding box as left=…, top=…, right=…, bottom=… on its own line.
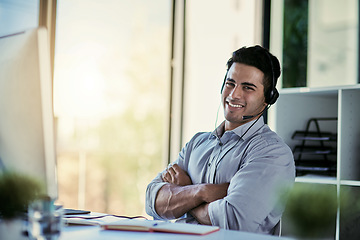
left=228, top=102, right=244, bottom=108
left=226, top=98, right=245, bottom=109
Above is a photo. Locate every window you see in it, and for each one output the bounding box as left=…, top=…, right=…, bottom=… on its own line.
left=54, top=0, right=171, bottom=216
left=0, top=0, right=39, bottom=36
left=278, top=0, right=358, bottom=88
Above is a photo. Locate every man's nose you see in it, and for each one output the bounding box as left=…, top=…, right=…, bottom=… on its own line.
left=229, top=86, right=243, bottom=99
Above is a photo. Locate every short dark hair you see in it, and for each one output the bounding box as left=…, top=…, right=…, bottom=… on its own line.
left=226, top=45, right=281, bottom=101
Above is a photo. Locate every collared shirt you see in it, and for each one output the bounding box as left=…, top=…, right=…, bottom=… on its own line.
left=145, top=116, right=295, bottom=234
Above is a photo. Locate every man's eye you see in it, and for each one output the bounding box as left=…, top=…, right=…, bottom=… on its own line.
left=225, top=82, right=235, bottom=87
left=244, top=86, right=254, bottom=91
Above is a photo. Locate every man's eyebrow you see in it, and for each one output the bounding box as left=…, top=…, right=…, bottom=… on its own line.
left=241, top=82, right=258, bottom=88
left=226, top=78, right=236, bottom=83
left=226, top=79, right=258, bottom=88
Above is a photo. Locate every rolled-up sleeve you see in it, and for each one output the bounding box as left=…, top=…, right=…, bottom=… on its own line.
left=145, top=174, right=167, bottom=220
left=208, top=137, right=295, bottom=233
left=145, top=139, right=194, bottom=220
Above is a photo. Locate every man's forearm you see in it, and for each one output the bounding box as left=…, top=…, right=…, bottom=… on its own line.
left=154, top=182, right=229, bottom=220
left=155, top=183, right=204, bottom=219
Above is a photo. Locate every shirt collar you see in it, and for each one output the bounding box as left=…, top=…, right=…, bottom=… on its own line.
left=211, top=116, right=265, bottom=140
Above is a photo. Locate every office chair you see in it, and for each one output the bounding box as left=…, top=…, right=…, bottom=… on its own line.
left=272, top=219, right=282, bottom=236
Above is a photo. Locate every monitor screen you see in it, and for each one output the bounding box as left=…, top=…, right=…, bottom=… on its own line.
left=0, top=27, right=58, bottom=199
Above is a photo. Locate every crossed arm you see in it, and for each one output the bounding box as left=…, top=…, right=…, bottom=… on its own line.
left=154, top=164, right=229, bottom=225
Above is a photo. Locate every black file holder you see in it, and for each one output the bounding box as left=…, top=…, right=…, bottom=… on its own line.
left=292, top=118, right=337, bottom=176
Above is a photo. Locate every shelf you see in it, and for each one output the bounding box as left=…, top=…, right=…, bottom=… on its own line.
left=293, top=145, right=336, bottom=155
left=295, top=174, right=337, bottom=185
left=270, top=85, right=360, bottom=240
left=339, top=180, right=360, bottom=187
left=296, top=165, right=336, bottom=173
left=292, top=131, right=337, bottom=141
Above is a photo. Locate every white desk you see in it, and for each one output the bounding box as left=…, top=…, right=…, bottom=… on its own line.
left=61, top=225, right=293, bottom=240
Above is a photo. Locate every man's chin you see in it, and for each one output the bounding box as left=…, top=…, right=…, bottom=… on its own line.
left=224, top=112, right=245, bottom=122
left=224, top=116, right=246, bottom=126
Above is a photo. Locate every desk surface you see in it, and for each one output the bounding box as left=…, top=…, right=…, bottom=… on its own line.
left=61, top=225, right=292, bottom=240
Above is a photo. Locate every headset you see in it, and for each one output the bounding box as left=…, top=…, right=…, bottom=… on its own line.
left=221, top=49, right=279, bottom=105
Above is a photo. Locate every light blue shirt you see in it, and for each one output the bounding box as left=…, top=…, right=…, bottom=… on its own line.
left=145, top=117, right=295, bottom=234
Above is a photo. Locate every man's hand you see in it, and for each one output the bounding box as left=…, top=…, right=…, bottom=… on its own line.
left=190, top=203, right=211, bottom=225
left=190, top=183, right=229, bottom=225
left=162, top=164, right=192, bottom=186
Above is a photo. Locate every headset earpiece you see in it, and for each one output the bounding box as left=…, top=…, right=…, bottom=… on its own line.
left=266, top=87, right=279, bottom=105
left=264, top=51, right=278, bottom=105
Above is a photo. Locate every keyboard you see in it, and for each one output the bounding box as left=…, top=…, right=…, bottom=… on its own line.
left=55, top=205, right=91, bottom=215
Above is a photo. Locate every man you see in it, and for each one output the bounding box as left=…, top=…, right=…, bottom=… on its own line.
left=145, top=45, right=295, bottom=235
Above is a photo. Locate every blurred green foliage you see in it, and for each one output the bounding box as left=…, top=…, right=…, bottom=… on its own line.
left=285, top=184, right=337, bottom=238
left=284, top=183, right=360, bottom=239
left=0, top=172, right=43, bottom=219
left=283, top=0, right=308, bottom=88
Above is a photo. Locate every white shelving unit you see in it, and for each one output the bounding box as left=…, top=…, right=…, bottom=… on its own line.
left=269, top=84, right=360, bottom=239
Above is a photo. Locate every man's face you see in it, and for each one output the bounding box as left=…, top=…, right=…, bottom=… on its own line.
left=222, top=62, right=267, bottom=131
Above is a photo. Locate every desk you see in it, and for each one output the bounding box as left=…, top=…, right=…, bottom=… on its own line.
left=61, top=225, right=293, bottom=240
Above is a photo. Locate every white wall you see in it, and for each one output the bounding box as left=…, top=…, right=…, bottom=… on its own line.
left=182, top=0, right=262, bottom=145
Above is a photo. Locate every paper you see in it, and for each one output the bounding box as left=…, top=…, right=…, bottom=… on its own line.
left=101, top=219, right=220, bottom=235
left=64, top=215, right=122, bottom=226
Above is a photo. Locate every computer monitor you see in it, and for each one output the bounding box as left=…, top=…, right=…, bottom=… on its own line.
left=0, top=27, right=58, bottom=199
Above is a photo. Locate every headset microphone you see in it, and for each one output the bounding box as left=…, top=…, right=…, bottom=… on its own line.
left=242, top=105, right=270, bottom=121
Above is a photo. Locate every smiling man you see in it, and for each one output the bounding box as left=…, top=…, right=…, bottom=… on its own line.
left=145, top=46, right=295, bottom=235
